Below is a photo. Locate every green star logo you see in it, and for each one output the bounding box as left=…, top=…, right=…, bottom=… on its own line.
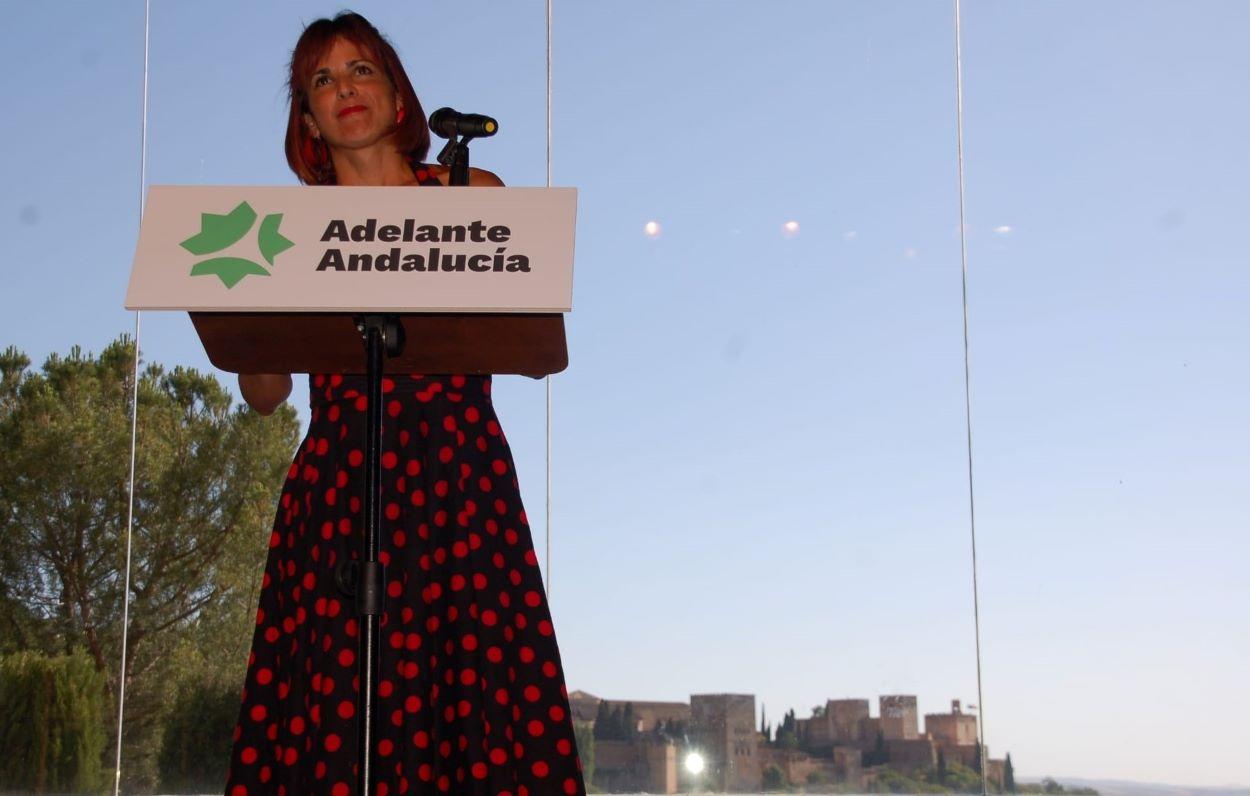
left=181, top=201, right=294, bottom=288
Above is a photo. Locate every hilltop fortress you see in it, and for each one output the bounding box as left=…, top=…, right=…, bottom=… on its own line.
left=569, top=690, right=1006, bottom=793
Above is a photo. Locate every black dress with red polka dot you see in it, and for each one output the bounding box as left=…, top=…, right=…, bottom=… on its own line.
left=224, top=167, right=586, bottom=796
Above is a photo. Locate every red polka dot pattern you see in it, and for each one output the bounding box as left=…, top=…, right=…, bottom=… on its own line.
left=224, top=367, right=585, bottom=795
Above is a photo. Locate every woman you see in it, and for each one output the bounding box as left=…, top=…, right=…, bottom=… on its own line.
left=225, top=13, right=586, bottom=796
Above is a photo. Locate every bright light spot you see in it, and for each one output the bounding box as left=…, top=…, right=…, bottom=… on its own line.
left=685, top=752, right=705, bottom=775
left=644, top=221, right=662, bottom=238
left=903, top=248, right=917, bottom=259
left=843, top=230, right=858, bottom=241
left=782, top=220, right=800, bottom=238
left=993, top=225, right=1013, bottom=235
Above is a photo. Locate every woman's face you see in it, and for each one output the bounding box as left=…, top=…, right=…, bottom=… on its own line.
left=304, top=37, right=402, bottom=151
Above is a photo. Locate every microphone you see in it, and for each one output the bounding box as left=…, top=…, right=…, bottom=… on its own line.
left=429, top=107, right=498, bottom=139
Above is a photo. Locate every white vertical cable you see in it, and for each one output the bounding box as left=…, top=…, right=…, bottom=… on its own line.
left=544, top=0, right=554, bottom=597
left=114, top=1, right=150, bottom=793
left=953, top=1, right=989, bottom=794
left=546, top=0, right=553, bottom=191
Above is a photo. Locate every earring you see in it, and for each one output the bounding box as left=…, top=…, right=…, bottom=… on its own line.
left=396, top=106, right=406, bottom=124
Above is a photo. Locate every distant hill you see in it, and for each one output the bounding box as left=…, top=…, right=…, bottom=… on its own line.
left=1022, top=777, right=1249, bottom=796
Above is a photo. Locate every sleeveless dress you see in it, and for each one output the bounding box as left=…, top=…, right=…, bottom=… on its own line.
left=224, top=166, right=586, bottom=796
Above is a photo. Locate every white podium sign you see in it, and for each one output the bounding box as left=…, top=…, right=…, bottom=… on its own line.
left=125, top=185, right=576, bottom=312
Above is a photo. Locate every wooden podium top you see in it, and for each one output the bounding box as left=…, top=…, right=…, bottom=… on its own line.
left=190, top=312, right=567, bottom=376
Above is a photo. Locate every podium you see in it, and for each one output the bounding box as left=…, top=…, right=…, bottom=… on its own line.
left=189, top=311, right=566, bottom=375
left=127, top=184, right=576, bottom=794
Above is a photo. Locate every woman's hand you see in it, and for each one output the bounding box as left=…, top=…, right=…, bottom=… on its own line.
left=239, top=373, right=293, bottom=415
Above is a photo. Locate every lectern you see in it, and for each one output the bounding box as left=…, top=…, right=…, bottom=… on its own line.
left=127, top=182, right=576, bottom=794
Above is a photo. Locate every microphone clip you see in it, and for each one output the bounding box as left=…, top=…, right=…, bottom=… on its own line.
left=435, top=135, right=472, bottom=187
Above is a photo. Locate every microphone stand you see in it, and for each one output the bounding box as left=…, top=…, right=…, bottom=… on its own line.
left=337, top=313, right=404, bottom=796
left=338, top=132, right=475, bottom=796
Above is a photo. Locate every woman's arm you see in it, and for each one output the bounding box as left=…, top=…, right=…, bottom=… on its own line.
left=239, top=373, right=293, bottom=415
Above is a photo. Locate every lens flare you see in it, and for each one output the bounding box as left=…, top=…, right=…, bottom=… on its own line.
left=685, top=751, right=705, bottom=775
left=644, top=221, right=662, bottom=238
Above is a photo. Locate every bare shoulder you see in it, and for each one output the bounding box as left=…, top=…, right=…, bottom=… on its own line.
left=428, top=164, right=505, bottom=187
left=468, top=167, right=505, bottom=187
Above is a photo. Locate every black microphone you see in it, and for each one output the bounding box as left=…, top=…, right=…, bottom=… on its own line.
left=429, top=107, right=498, bottom=139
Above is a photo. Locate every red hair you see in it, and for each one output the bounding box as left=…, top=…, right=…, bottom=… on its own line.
left=285, top=12, right=430, bottom=185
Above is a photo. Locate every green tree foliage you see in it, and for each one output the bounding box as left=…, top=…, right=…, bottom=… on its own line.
left=1005, top=753, right=1015, bottom=792
left=156, top=673, right=240, bottom=793
left=943, top=761, right=984, bottom=792
left=592, top=699, right=617, bottom=739
left=772, top=707, right=800, bottom=749
left=761, top=763, right=785, bottom=791
left=622, top=701, right=637, bottom=738
left=592, top=700, right=639, bottom=742
left=572, top=721, right=595, bottom=788
left=651, top=717, right=673, bottom=740
left=775, top=727, right=799, bottom=749
left=655, top=718, right=687, bottom=742
left=871, top=768, right=927, bottom=793
left=593, top=699, right=611, bottom=740
left=0, top=648, right=107, bottom=793
left=884, top=760, right=1002, bottom=795
left=0, top=338, right=300, bottom=790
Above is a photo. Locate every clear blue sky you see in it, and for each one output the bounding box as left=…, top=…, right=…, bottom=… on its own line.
left=3, top=1, right=1247, bottom=787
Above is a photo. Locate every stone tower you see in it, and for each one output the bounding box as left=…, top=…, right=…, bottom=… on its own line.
left=690, top=694, right=760, bottom=792
left=879, top=695, right=919, bottom=740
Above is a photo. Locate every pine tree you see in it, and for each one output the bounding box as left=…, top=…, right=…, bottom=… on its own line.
left=1005, top=753, right=1016, bottom=792
left=609, top=705, right=624, bottom=739
left=937, top=748, right=948, bottom=785
left=973, top=741, right=983, bottom=774
left=773, top=708, right=800, bottom=750
left=623, top=702, right=637, bottom=739
left=593, top=700, right=611, bottom=740
left=0, top=648, right=107, bottom=792
left=0, top=339, right=299, bottom=790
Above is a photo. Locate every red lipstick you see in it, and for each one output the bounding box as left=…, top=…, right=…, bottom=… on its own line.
left=337, top=105, right=367, bottom=118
